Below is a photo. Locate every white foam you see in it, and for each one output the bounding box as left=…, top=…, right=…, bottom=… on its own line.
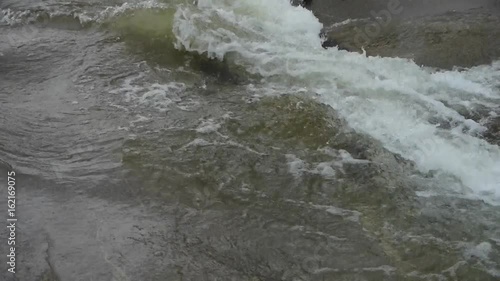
left=1, top=0, right=169, bottom=29
left=315, top=162, right=336, bottom=179
left=195, top=119, right=222, bottom=134
left=465, top=242, right=492, bottom=261
left=130, top=115, right=150, bottom=125
left=111, top=74, right=187, bottom=112
left=1, top=9, right=32, bottom=25
left=324, top=18, right=368, bottom=31
left=181, top=138, right=266, bottom=155
left=286, top=150, right=369, bottom=180
left=285, top=154, right=307, bottom=177
left=172, top=0, right=500, bottom=203
left=182, top=138, right=213, bottom=149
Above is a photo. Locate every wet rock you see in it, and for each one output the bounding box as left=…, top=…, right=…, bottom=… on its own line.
left=321, top=37, right=351, bottom=51
left=310, top=0, right=500, bottom=23
left=290, top=0, right=312, bottom=9
left=295, top=0, right=500, bottom=68
left=322, top=11, right=500, bottom=69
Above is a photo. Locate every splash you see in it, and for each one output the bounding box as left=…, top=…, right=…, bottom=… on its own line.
left=171, top=0, right=500, bottom=202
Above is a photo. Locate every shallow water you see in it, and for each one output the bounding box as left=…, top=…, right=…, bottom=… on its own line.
left=1, top=0, right=500, bottom=280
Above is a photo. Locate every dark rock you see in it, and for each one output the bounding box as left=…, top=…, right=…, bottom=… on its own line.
left=321, top=38, right=350, bottom=51
left=320, top=31, right=350, bottom=51
left=301, top=0, right=312, bottom=9
left=290, top=0, right=312, bottom=9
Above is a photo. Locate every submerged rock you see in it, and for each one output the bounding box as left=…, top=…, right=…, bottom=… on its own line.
left=324, top=11, right=500, bottom=69
left=309, top=1, right=500, bottom=69
left=290, top=0, right=312, bottom=9
left=291, top=0, right=500, bottom=68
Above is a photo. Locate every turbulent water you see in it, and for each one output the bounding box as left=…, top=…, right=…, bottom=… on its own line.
left=172, top=0, right=500, bottom=202
left=1, top=0, right=500, bottom=280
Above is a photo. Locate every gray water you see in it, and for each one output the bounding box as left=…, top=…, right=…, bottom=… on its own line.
left=1, top=0, right=500, bottom=280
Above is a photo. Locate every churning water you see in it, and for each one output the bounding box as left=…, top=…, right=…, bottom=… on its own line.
left=173, top=0, right=500, bottom=203
left=1, top=0, right=500, bottom=280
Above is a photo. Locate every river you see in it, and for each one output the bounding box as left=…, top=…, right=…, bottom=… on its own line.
left=1, top=0, right=500, bottom=280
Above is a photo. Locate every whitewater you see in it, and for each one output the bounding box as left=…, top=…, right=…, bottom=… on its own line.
left=172, top=0, right=500, bottom=203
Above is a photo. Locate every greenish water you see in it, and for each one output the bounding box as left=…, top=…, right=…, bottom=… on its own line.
left=1, top=1, right=500, bottom=280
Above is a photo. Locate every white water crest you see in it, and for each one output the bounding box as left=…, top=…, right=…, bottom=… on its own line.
left=172, top=0, right=500, bottom=203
